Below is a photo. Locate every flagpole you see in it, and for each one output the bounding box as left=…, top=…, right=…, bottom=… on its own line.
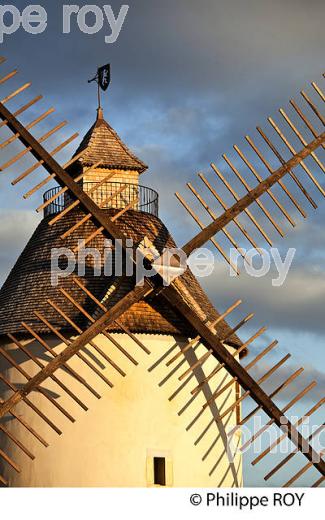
left=98, top=80, right=101, bottom=109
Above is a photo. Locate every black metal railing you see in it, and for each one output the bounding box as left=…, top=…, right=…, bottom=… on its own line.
left=43, top=182, right=159, bottom=218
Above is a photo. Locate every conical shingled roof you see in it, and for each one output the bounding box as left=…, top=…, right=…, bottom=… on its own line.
left=0, top=209, right=241, bottom=348
left=73, top=109, right=148, bottom=172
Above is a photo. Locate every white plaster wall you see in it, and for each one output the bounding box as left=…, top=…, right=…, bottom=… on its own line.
left=0, top=334, right=242, bottom=487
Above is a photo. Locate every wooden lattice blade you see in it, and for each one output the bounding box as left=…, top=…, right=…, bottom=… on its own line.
left=181, top=132, right=325, bottom=256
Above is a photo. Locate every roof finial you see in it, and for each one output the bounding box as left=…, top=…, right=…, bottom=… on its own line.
left=97, top=106, right=104, bottom=120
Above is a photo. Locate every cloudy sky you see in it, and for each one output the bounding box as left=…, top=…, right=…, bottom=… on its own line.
left=0, top=0, right=324, bottom=486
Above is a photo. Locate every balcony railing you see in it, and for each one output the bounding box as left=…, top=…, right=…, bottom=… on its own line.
left=43, top=182, right=159, bottom=218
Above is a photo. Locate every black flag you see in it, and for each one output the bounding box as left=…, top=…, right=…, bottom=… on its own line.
left=98, top=64, right=111, bottom=91
left=88, top=64, right=111, bottom=91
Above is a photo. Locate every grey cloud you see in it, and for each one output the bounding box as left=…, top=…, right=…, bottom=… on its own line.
left=199, top=263, right=325, bottom=335
left=0, top=210, right=40, bottom=286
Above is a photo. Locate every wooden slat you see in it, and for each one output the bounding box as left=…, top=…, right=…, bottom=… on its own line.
left=178, top=350, right=212, bottom=381
left=0, top=69, right=17, bottom=85
left=211, top=300, right=243, bottom=329
left=283, top=462, right=313, bottom=487
left=33, top=310, right=114, bottom=388
left=301, top=90, right=325, bottom=125
left=244, top=340, right=278, bottom=370
left=2, top=272, right=324, bottom=476
left=264, top=422, right=324, bottom=482
left=191, top=326, right=266, bottom=396
left=211, top=162, right=274, bottom=246
left=0, top=423, right=35, bottom=460
left=0, top=447, right=20, bottom=473
left=59, top=173, right=122, bottom=236
left=219, top=353, right=292, bottom=418
left=175, top=192, right=238, bottom=273
left=257, top=125, right=318, bottom=208
left=1, top=83, right=31, bottom=105
left=245, top=135, right=307, bottom=217
left=21, top=321, right=101, bottom=399
left=312, top=81, right=325, bottom=102
left=0, top=108, right=55, bottom=151
left=111, top=197, right=140, bottom=222
left=36, top=153, right=97, bottom=212
left=0, top=373, right=62, bottom=435
left=72, top=225, right=105, bottom=252
left=0, top=286, right=150, bottom=417
left=312, top=476, right=325, bottom=488
left=223, top=153, right=285, bottom=236
left=290, top=99, right=325, bottom=150
left=0, top=121, right=67, bottom=171
left=187, top=182, right=250, bottom=262
left=0, top=95, right=43, bottom=130
left=233, top=144, right=295, bottom=227
left=284, top=453, right=325, bottom=488
left=49, top=176, right=125, bottom=227
left=8, top=333, right=88, bottom=412
left=167, top=337, right=201, bottom=368
left=22, top=133, right=79, bottom=197
left=252, top=398, right=324, bottom=466
left=221, top=313, right=254, bottom=342
left=229, top=367, right=304, bottom=436
left=0, top=348, right=75, bottom=423
left=205, top=376, right=238, bottom=405
left=47, top=296, right=125, bottom=377
left=0, top=396, right=48, bottom=447
left=22, top=146, right=85, bottom=195
left=198, top=173, right=261, bottom=249
left=73, top=196, right=140, bottom=252
left=71, top=278, right=138, bottom=365
left=204, top=349, right=287, bottom=412
left=0, top=474, right=8, bottom=487
left=266, top=117, right=324, bottom=196
left=240, top=381, right=317, bottom=452
left=279, top=108, right=325, bottom=175
left=57, top=288, right=127, bottom=373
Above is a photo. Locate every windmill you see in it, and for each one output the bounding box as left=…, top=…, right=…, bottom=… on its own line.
left=0, top=55, right=324, bottom=487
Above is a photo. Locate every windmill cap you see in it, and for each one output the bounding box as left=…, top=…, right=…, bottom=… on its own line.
left=72, top=110, right=148, bottom=173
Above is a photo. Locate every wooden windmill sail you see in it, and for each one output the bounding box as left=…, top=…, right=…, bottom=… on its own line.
left=0, top=55, right=324, bottom=487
